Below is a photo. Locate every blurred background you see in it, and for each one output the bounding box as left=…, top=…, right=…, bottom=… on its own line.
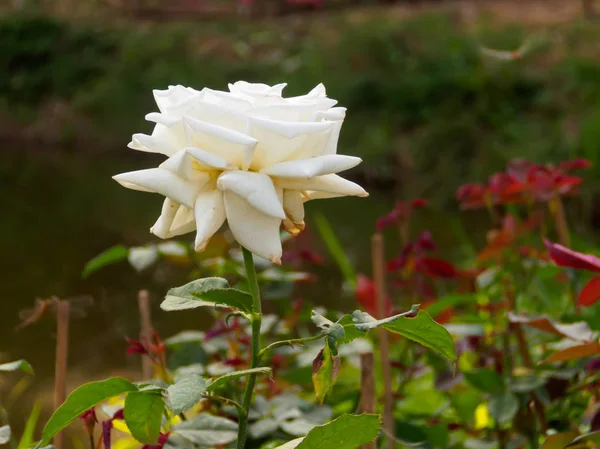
left=1, top=0, right=600, bottom=430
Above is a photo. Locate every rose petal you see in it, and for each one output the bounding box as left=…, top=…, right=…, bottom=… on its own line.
left=184, top=116, right=257, bottom=170
left=151, top=200, right=196, bottom=239
left=113, top=168, right=200, bottom=208
left=276, top=174, right=368, bottom=198
left=261, top=155, right=361, bottom=178
left=282, top=190, right=305, bottom=235
left=194, top=190, right=226, bottom=251
left=151, top=198, right=180, bottom=239
left=187, top=100, right=249, bottom=133
left=248, top=116, right=334, bottom=170
left=217, top=171, right=285, bottom=219
left=223, top=191, right=282, bottom=264
left=159, top=148, right=233, bottom=181
left=153, top=85, right=200, bottom=115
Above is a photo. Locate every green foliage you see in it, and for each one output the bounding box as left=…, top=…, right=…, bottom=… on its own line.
left=352, top=309, right=457, bottom=361
left=40, top=377, right=137, bottom=446
left=18, top=401, right=41, bottom=449
left=463, top=368, right=505, bottom=394
left=166, top=374, right=207, bottom=415
left=161, top=278, right=253, bottom=311
left=275, top=414, right=381, bottom=449
left=81, top=244, right=129, bottom=278
left=124, top=391, right=165, bottom=444
left=2, top=12, right=600, bottom=199
left=488, top=392, right=519, bottom=425
left=312, top=340, right=340, bottom=404
left=168, top=414, right=238, bottom=448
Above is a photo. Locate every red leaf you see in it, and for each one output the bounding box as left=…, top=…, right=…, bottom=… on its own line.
left=417, top=257, right=457, bottom=279
left=355, top=274, right=393, bottom=317
left=579, top=276, right=600, bottom=307
left=544, top=239, right=600, bottom=273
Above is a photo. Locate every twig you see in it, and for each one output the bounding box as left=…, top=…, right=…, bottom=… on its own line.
left=504, top=280, right=548, bottom=434
left=203, top=394, right=244, bottom=415
left=138, top=290, right=153, bottom=379
left=258, top=334, right=324, bottom=358
left=54, top=300, right=70, bottom=449
left=358, top=352, right=376, bottom=449
left=372, top=234, right=394, bottom=449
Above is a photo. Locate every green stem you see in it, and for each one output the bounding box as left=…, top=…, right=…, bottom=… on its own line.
left=236, top=247, right=263, bottom=449
left=258, top=334, right=324, bottom=359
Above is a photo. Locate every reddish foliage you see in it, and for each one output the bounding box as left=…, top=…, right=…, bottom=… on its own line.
left=544, top=239, right=600, bottom=273
left=376, top=199, right=427, bottom=231
left=417, top=257, right=457, bottom=279
left=142, top=433, right=170, bottom=449
left=457, top=158, right=589, bottom=209
left=578, top=276, right=600, bottom=307
left=355, top=274, right=393, bottom=317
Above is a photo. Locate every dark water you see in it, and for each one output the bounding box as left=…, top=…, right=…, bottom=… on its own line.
left=1, top=147, right=481, bottom=427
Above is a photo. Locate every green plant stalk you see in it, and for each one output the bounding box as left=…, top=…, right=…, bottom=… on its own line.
left=236, top=247, right=263, bottom=449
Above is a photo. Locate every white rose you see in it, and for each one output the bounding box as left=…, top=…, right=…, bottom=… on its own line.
left=114, top=81, right=367, bottom=264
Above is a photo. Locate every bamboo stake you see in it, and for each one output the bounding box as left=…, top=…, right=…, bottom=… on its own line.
left=358, top=352, right=376, bottom=449
left=138, top=290, right=153, bottom=379
left=372, top=234, right=395, bottom=449
left=54, top=300, right=70, bottom=449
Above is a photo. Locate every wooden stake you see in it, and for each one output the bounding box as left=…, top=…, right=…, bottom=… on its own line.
left=372, top=234, right=395, bottom=449
left=358, top=352, right=376, bottom=449
left=550, top=197, right=571, bottom=248
left=138, top=290, right=154, bottom=379
left=54, top=300, right=70, bottom=449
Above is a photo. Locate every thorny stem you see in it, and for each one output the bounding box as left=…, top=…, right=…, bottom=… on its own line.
left=236, top=247, right=263, bottom=449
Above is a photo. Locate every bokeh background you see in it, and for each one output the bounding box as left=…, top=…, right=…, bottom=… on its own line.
left=2, top=0, right=600, bottom=431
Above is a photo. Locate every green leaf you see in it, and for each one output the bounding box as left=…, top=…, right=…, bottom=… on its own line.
left=161, top=278, right=253, bottom=312
left=312, top=340, right=340, bottom=404
left=567, top=431, right=600, bottom=448
left=488, top=392, right=519, bottom=425
left=82, top=245, right=129, bottom=278
left=124, top=391, right=165, bottom=444
left=40, top=377, right=137, bottom=446
left=313, top=213, right=356, bottom=288
left=509, top=376, right=546, bottom=393
left=394, top=420, right=428, bottom=446
left=192, top=288, right=253, bottom=313
left=206, top=368, right=272, bottom=393
left=0, top=360, right=34, bottom=375
left=540, top=432, right=578, bottom=449
left=18, top=401, right=41, bottom=449
left=336, top=315, right=363, bottom=344
left=352, top=309, right=456, bottom=361
left=170, top=414, right=238, bottom=447
left=311, top=311, right=345, bottom=342
left=166, top=375, right=207, bottom=415
left=276, top=414, right=381, bottom=449
left=463, top=369, right=505, bottom=394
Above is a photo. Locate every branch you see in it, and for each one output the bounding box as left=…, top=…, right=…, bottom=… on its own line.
left=258, top=334, right=325, bottom=358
